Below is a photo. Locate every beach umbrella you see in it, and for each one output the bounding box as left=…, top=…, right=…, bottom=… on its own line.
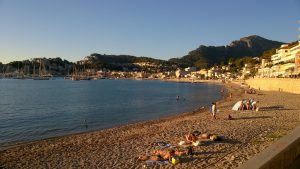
left=232, top=101, right=242, bottom=111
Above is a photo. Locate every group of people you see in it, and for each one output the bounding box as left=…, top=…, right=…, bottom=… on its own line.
left=246, top=88, right=257, bottom=94
left=239, top=98, right=258, bottom=111
left=137, top=145, right=192, bottom=164
left=138, top=149, right=180, bottom=162
left=138, top=131, right=221, bottom=165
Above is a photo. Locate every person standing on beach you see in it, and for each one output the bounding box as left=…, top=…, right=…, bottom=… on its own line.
left=211, top=102, right=217, bottom=120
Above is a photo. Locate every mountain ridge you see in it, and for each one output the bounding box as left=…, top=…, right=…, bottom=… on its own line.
left=169, top=35, right=284, bottom=68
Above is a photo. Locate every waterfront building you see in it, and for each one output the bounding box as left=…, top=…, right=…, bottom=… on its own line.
left=190, top=69, right=207, bottom=79
left=257, top=41, right=300, bottom=77
left=291, top=41, right=300, bottom=75
left=175, top=68, right=190, bottom=78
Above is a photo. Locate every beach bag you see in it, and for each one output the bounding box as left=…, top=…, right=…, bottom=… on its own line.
left=187, top=146, right=194, bottom=155
left=171, top=156, right=180, bottom=165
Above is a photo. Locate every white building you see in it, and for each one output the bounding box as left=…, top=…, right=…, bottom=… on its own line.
left=184, top=67, right=197, bottom=72
left=257, top=41, right=300, bottom=77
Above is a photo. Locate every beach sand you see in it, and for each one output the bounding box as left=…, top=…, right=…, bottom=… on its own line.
left=1, top=82, right=300, bottom=169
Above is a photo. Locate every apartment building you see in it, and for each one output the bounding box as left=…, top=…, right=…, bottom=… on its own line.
left=257, top=41, right=300, bottom=77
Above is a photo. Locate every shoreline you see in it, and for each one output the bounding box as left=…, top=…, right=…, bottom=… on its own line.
left=1, top=81, right=300, bottom=168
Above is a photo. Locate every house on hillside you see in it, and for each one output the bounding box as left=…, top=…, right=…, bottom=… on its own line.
left=190, top=69, right=207, bottom=79
left=175, top=68, right=196, bottom=78
left=175, top=69, right=186, bottom=78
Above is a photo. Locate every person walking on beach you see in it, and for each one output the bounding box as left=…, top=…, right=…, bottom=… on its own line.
left=211, top=102, right=217, bottom=120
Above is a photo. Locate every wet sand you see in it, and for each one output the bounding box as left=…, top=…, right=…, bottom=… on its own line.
left=1, top=82, right=300, bottom=169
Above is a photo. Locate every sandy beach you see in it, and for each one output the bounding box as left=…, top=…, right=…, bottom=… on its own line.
left=1, top=81, right=300, bottom=169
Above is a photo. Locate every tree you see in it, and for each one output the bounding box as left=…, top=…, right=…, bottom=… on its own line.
left=8, top=61, right=23, bottom=69
left=195, top=59, right=208, bottom=69
left=261, top=48, right=276, bottom=61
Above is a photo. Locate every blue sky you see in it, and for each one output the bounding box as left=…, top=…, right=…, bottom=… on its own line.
left=0, top=0, right=299, bottom=63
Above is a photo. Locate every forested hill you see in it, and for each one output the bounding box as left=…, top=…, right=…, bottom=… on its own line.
left=85, top=53, right=167, bottom=64
left=169, top=35, right=284, bottom=68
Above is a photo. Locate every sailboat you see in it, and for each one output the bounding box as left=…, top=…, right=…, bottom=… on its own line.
left=71, top=66, right=80, bottom=81
left=33, top=59, right=52, bottom=80
left=13, top=64, right=25, bottom=79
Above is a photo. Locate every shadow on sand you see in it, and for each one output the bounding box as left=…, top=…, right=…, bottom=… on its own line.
left=180, top=138, right=241, bottom=163
left=259, top=105, right=297, bottom=111
left=201, top=137, right=242, bottom=147
left=234, top=116, right=272, bottom=120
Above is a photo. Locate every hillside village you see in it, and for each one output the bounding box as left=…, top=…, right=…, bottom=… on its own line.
left=1, top=39, right=299, bottom=80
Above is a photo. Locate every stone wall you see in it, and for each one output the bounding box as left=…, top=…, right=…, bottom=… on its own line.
left=246, top=78, right=300, bottom=94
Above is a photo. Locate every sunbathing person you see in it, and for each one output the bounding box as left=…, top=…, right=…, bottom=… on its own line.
left=185, top=132, right=198, bottom=143
left=186, top=132, right=211, bottom=140
left=153, top=149, right=179, bottom=160
left=152, top=148, right=189, bottom=158
left=138, top=155, right=163, bottom=161
left=138, top=149, right=176, bottom=161
left=199, top=133, right=211, bottom=139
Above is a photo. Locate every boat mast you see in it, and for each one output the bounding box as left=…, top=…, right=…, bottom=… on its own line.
left=39, top=59, right=42, bottom=77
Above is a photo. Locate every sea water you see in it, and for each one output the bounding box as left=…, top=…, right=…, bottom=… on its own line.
left=0, top=78, right=221, bottom=148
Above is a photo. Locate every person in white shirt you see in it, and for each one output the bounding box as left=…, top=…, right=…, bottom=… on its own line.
left=211, top=102, right=217, bottom=120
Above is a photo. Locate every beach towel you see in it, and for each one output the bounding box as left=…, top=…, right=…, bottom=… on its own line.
left=145, top=160, right=169, bottom=166
left=156, top=141, right=175, bottom=149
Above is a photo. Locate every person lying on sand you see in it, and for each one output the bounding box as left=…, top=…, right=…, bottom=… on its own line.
left=152, top=149, right=187, bottom=158
left=198, top=133, right=222, bottom=141
left=138, top=155, right=163, bottom=161
left=185, top=132, right=198, bottom=143
left=199, top=133, right=211, bottom=139
left=138, top=149, right=176, bottom=161
left=185, top=132, right=213, bottom=140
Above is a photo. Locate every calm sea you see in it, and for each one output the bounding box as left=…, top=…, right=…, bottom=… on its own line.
left=0, top=78, right=221, bottom=148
